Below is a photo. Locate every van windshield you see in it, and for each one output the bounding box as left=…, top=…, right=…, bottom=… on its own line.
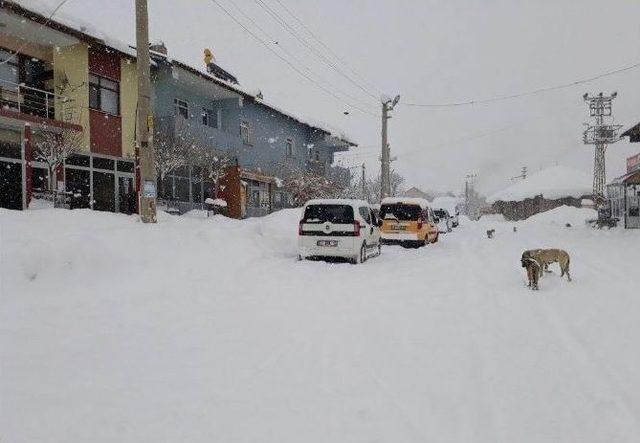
left=379, top=204, right=422, bottom=221
left=303, top=205, right=354, bottom=224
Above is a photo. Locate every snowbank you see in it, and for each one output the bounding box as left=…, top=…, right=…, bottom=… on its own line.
left=522, top=205, right=597, bottom=226
left=2, top=206, right=640, bottom=443
left=488, top=165, right=592, bottom=203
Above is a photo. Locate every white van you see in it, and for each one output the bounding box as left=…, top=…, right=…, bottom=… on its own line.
left=298, top=199, right=381, bottom=264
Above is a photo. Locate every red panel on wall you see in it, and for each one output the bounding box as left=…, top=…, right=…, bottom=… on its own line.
left=90, top=110, right=122, bottom=156
left=89, top=46, right=121, bottom=80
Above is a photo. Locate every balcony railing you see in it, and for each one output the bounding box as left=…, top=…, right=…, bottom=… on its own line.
left=0, top=78, right=74, bottom=122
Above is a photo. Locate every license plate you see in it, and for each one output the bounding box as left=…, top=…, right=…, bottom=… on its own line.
left=317, top=240, right=338, bottom=247
left=391, top=225, right=406, bottom=231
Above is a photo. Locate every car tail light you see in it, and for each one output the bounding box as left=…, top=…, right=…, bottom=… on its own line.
left=354, top=220, right=361, bottom=237
left=298, top=220, right=304, bottom=235
left=417, top=218, right=424, bottom=230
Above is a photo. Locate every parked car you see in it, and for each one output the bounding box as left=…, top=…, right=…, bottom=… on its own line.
left=434, top=208, right=453, bottom=233
left=379, top=197, right=439, bottom=247
left=298, top=199, right=381, bottom=264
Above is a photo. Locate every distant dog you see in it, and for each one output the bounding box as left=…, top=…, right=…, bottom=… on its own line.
left=521, top=250, right=542, bottom=290
left=486, top=229, right=495, bottom=239
left=532, top=249, right=572, bottom=281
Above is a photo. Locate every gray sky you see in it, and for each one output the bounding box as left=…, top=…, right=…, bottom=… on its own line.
left=35, top=0, right=640, bottom=195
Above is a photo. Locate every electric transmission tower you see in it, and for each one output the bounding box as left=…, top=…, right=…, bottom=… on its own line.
left=582, top=92, right=622, bottom=202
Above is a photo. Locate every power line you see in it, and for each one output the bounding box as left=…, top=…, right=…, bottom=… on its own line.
left=223, top=0, right=376, bottom=111
left=209, top=0, right=379, bottom=117
left=272, top=0, right=383, bottom=96
left=252, top=0, right=379, bottom=102
left=402, top=60, right=640, bottom=108
left=0, top=0, right=73, bottom=65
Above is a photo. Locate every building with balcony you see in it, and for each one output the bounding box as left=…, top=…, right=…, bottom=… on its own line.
left=0, top=1, right=138, bottom=212
left=150, top=45, right=356, bottom=216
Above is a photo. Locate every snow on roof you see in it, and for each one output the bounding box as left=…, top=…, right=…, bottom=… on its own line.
left=305, top=198, right=371, bottom=207
left=150, top=52, right=356, bottom=147
left=487, top=165, right=592, bottom=204
left=10, top=0, right=138, bottom=58
left=381, top=197, right=430, bottom=209
left=12, top=1, right=356, bottom=148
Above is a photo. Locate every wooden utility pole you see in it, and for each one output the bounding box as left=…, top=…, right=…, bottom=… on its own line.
left=361, top=162, right=366, bottom=201
left=380, top=95, right=400, bottom=201
left=135, top=0, right=157, bottom=223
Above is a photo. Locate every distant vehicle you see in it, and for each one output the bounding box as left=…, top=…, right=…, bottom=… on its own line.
left=451, top=209, right=460, bottom=227
left=434, top=209, right=453, bottom=233
left=379, top=197, right=439, bottom=247
left=298, top=199, right=381, bottom=264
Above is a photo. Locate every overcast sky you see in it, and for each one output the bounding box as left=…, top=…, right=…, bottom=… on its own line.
left=34, top=0, right=640, bottom=195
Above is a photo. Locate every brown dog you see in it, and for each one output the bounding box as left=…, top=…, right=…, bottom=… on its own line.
left=532, top=249, right=572, bottom=281
left=521, top=250, right=542, bottom=290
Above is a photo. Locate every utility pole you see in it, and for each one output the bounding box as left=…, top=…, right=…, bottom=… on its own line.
left=136, top=0, right=157, bottom=223
left=361, top=162, right=366, bottom=201
left=465, top=173, right=477, bottom=219
left=381, top=94, right=400, bottom=201
left=582, top=92, right=621, bottom=204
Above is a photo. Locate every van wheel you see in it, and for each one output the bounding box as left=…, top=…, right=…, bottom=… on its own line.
left=353, top=242, right=367, bottom=264
left=377, top=243, right=382, bottom=256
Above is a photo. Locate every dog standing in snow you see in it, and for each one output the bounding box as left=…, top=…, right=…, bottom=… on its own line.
left=521, top=250, right=542, bottom=290
left=532, top=249, right=572, bottom=282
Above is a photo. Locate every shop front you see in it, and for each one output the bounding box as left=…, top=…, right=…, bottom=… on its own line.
left=64, top=152, right=136, bottom=213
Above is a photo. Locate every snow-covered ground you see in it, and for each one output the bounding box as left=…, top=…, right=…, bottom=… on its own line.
left=1, top=206, right=639, bottom=443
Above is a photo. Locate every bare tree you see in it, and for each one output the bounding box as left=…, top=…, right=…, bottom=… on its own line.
left=33, top=124, right=83, bottom=205
left=190, top=144, right=232, bottom=199
left=368, top=170, right=405, bottom=202
left=276, top=162, right=344, bottom=206
left=153, top=127, right=190, bottom=198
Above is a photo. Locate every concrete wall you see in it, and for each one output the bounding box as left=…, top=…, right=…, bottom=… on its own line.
left=236, top=100, right=311, bottom=175
left=53, top=43, right=90, bottom=150
left=492, top=195, right=588, bottom=221
left=152, top=64, right=242, bottom=152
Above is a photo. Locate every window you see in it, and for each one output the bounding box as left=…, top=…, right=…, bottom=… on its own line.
left=286, top=138, right=295, bottom=157
left=202, top=108, right=218, bottom=128
left=379, top=203, right=423, bottom=221
left=0, top=49, right=19, bottom=85
left=174, top=99, right=189, bottom=119
left=89, top=74, right=120, bottom=115
left=303, top=204, right=354, bottom=224
left=359, top=207, right=371, bottom=224
left=240, top=121, right=251, bottom=145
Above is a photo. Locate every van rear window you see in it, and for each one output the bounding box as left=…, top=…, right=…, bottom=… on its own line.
left=303, top=205, right=354, bottom=224
left=380, top=204, right=422, bottom=221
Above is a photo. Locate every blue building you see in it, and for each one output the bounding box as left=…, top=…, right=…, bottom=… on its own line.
left=150, top=45, right=355, bottom=216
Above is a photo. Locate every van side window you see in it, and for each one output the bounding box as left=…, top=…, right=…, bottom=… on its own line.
left=359, top=207, right=371, bottom=224
left=370, top=209, right=378, bottom=226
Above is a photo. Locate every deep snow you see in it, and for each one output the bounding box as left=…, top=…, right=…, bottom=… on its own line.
left=487, top=165, right=592, bottom=203
left=1, top=206, right=640, bottom=443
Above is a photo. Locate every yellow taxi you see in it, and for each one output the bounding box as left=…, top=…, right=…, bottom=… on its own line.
left=379, top=197, right=439, bottom=247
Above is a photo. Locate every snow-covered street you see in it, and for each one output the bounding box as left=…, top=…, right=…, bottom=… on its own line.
left=2, top=207, right=639, bottom=442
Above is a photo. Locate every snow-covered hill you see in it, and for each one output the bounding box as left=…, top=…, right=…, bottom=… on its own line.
left=1, top=206, right=639, bottom=443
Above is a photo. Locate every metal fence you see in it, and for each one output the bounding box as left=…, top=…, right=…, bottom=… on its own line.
left=0, top=79, right=73, bottom=121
